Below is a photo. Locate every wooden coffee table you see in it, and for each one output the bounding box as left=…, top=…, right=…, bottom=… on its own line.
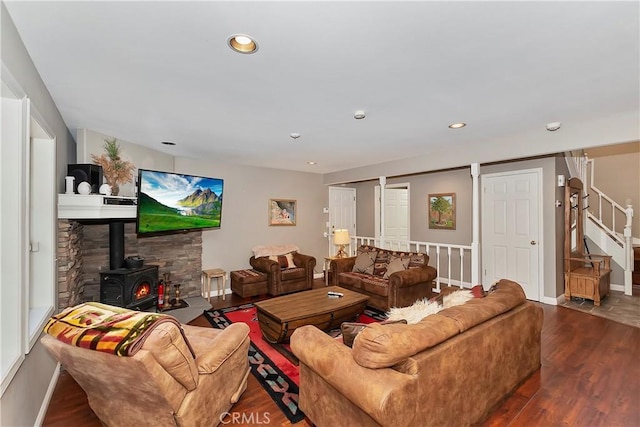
left=254, top=286, right=369, bottom=343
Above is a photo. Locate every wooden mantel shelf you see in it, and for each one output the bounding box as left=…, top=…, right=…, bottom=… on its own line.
left=58, top=194, right=137, bottom=220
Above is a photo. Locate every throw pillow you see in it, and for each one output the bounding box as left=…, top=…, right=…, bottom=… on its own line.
left=373, top=251, right=392, bottom=277
left=383, top=255, right=410, bottom=279
left=406, top=253, right=427, bottom=268
left=352, top=251, right=377, bottom=274
left=268, top=253, right=297, bottom=268
left=470, top=284, right=485, bottom=298
left=268, top=255, right=285, bottom=268
left=357, top=245, right=377, bottom=254
left=285, top=252, right=297, bottom=268
left=340, top=319, right=407, bottom=348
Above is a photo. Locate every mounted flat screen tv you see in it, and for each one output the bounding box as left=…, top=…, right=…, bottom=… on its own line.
left=136, top=169, right=223, bottom=236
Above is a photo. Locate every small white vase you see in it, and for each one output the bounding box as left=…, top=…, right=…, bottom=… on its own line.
left=77, top=181, right=91, bottom=195
left=65, top=176, right=75, bottom=194
left=99, top=183, right=112, bottom=196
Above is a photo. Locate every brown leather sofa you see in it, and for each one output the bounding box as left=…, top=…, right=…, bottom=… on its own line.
left=41, top=319, right=250, bottom=427
left=290, top=279, right=543, bottom=427
left=329, top=245, right=437, bottom=311
left=250, top=252, right=316, bottom=296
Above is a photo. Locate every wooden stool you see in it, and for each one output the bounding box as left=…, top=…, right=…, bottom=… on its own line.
left=202, top=268, right=226, bottom=301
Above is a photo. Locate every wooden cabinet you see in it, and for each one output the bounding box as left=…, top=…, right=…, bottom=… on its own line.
left=564, top=178, right=611, bottom=306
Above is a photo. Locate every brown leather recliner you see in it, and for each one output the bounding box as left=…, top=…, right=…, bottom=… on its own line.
left=41, top=319, right=250, bottom=427
left=250, top=252, right=316, bottom=296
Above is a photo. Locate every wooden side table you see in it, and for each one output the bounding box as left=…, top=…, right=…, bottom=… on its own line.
left=324, top=256, right=339, bottom=286
left=202, top=268, right=226, bottom=301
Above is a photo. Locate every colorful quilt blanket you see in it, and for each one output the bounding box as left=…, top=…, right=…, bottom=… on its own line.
left=44, top=302, right=190, bottom=357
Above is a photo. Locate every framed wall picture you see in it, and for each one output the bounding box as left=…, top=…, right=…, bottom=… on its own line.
left=269, top=199, right=296, bottom=226
left=428, top=193, right=456, bottom=230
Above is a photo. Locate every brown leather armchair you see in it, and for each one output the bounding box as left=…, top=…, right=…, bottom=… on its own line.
left=41, top=318, right=250, bottom=427
left=250, top=252, right=316, bottom=296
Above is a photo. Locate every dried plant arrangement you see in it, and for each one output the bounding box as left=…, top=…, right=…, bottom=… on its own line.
left=91, top=137, right=135, bottom=196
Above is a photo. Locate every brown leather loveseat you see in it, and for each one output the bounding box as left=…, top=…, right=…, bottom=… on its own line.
left=329, top=245, right=437, bottom=311
left=291, top=279, right=543, bottom=427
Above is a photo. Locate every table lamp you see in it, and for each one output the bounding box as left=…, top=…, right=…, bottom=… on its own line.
left=333, top=229, right=350, bottom=258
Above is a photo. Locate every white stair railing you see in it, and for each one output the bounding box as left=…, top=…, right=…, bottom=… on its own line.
left=565, top=153, right=635, bottom=294
left=585, top=158, right=635, bottom=294
left=565, top=150, right=587, bottom=183
left=349, top=236, right=473, bottom=293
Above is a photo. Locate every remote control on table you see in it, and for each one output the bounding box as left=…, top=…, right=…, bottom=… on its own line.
left=327, top=291, right=344, bottom=297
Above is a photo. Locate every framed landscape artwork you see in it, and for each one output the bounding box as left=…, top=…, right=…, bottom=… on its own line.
left=428, top=193, right=456, bottom=230
left=269, top=199, right=296, bottom=226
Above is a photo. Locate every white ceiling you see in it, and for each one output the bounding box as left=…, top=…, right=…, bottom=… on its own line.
left=4, top=1, right=639, bottom=175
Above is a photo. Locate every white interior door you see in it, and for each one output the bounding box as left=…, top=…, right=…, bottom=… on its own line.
left=482, top=169, right=542, bottom=301
left=328, top=187, right=356, bottom=256
left=375, top=185, right=409, bottom=244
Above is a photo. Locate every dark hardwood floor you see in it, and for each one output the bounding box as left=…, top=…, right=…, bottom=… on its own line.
left=43, top=280, right=640, bottom=426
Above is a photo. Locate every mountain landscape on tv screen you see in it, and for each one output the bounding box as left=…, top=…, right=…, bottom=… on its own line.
left=138, top=187, right=222, bottom=234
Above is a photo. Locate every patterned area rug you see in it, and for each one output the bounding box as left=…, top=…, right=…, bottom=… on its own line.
left=203, top=304, right=385, bottom=423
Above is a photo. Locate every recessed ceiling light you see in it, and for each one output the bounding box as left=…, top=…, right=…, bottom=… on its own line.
left=290, top=132, right=301, bottom=140
left=354, top=110, right=366, bottom=120
left=161, top=141, right=176, bottom=145
left=307, top=161, right=317, bottom=165
left=228, top=34, right=258, bottom=54
left=448, top=122, right=466, bottom=129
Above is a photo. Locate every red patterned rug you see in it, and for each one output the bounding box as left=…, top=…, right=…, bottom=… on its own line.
left=204, top=304, right=384, bottom=423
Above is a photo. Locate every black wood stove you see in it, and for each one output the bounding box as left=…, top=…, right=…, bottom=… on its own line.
left=99, top=221, right=158, bottom=310
left=100, top=265, right=158, bottom=310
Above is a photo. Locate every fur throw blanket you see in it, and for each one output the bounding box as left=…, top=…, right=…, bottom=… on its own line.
left=252, top=244, right=300, bottom=258
left=44, top=302, right=193, bottom=357
left=386, top=289, right=474, bottom=324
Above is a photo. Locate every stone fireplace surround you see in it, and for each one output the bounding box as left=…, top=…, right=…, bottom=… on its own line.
left=57, top=219, right=203, bottom=310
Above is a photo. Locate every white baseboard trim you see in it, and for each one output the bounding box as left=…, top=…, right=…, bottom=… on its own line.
left=313, top=272, right=324, bottom=279
left=206, top=289, right=233, bottom=298
left=610, top=283, right=624, bottom=292
left=35, top=363, right=60, bottom=426
left=540, top=293, right=565, bottom=305
left=542, top=285, right=625, bottom=306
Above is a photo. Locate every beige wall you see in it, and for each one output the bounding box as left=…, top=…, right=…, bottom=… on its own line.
left=352, top=169, right=473, bottom=246
left=586, top=141, right=640, bottom=235
left=351, top=180, right=375, bottom=236
left=176, top=157, right=329, bottom=278
left=76, top=128, right=175, bottom=197
left=1, top=3, right=75, bottom=426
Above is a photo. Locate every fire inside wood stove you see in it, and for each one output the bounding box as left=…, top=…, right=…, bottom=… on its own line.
left=100, top=265, right=159, bottom=310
